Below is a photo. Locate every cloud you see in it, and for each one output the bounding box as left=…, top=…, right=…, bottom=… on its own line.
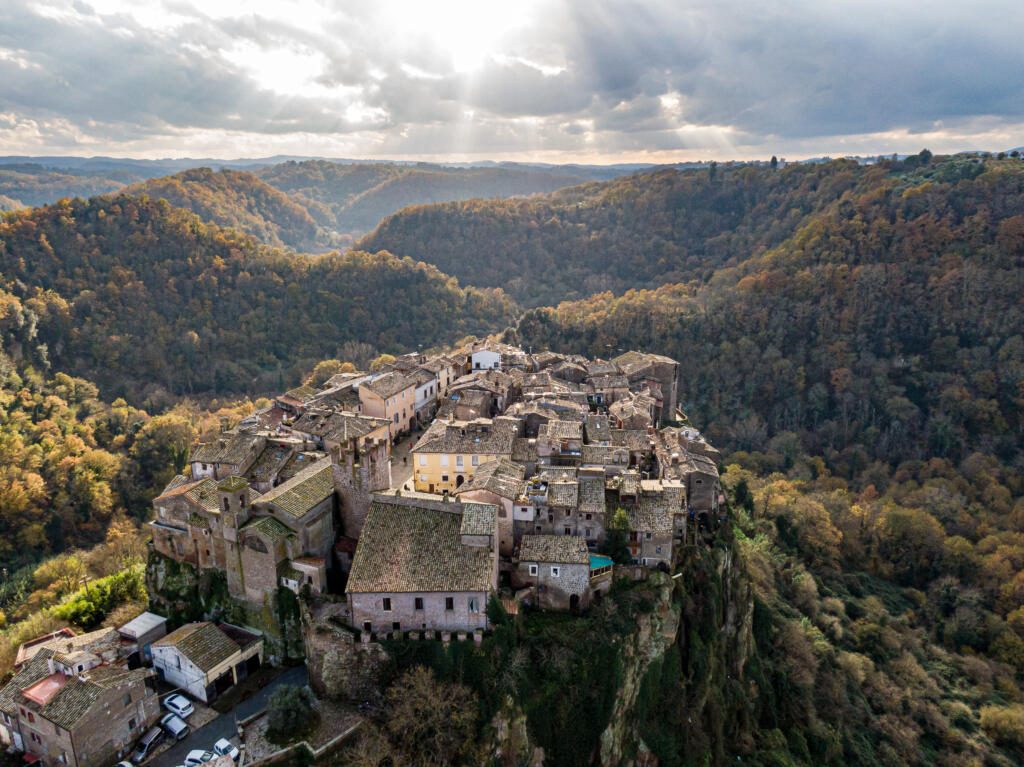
left=0, top=0, right=1021, bottom=160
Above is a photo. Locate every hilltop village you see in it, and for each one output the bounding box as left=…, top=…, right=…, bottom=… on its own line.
left=0, top=343, right=725, bottom=767
left=150, top=343, right=723, bottom=638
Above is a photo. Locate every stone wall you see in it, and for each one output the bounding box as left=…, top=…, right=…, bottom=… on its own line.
left=301, top=601, right=387, bottom=701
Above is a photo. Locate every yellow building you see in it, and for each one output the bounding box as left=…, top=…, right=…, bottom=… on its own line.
left=410, top=418, right=518, bottom=494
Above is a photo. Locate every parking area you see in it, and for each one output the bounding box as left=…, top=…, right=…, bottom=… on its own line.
left=148, top=666, right=308, bottom=767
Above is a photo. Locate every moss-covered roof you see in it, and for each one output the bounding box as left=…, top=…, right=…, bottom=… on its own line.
left=255, top=458, right=333, bottom=518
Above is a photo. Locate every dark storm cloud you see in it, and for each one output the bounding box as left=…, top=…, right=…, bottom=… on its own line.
left=0, top=0, right=1021, bottom=157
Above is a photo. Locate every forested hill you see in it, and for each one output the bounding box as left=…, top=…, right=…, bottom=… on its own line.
left=0, top=164, right=127, bottom=209
left=0, top=194, right=515, bottom=401
left=359, top=156, right=1012, bottom=307
left=123, top=167, right=332, bottom=251
left=514, top=154, right=1024, bottom=470
left=257, top=160, right=615, bottom=238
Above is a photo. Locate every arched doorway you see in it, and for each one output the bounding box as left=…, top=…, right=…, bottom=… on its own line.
left=455, top=475, right=465, bottom=488
left=569, top=594, right=580, bottom=612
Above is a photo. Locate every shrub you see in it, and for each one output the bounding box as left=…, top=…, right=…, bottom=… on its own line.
left=266, top=685, right=318, bottom=745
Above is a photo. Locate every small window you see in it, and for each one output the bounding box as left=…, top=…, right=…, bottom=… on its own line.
left=565, top=509, right=570, bottom=517
left=471, top=455, right=479, bottom=467
left=656, top=546, right=663, bottom=554
left=528, top=564, right=538, bottom=576
left=564, top=527, right=571, bottom=535
left=645, top=532, right=652, bottom=540
left=535, top=525, right=542, bottom=531
left=28, top=712, right=34, bottom=723
left=128, top=717, right=137, bottom=730
left=445, top=597, right=454, bottom=611
left=440, top=455, right=449, bottom=467
left=468, top=597, right=479, bottom=613
left=550, top=566, right=561, bottom=577
left=414, top=597, right=424, bottom=610
left=442, top=474, right=449, bottom=482
left=585, top=528, right=592, bottom=537
left=123, top=692, right=132, bottom=707
left=222, top=498, right=229, bottom=512
left=456, top=456, right=464, bottom=468
left=418, top=455, right=426, bottom=467
left=382, top=597, right=392, bottom=611
left=393, top=414, right=399, bottom=423
left=585, top=513, right=592, bottom=520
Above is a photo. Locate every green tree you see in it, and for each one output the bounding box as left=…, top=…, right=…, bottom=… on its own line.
left=605, top=508, right=632, bottom=564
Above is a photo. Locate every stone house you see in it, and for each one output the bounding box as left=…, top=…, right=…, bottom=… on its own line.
left=151, top=622, right=262, bottom=704
left=536, top=420, right=584, bottom=467
left=0, top=648, right=159, bottom=767
left=454, top=458, right=526, bottom=557
left=190, top=432, right=265, bottom=481
left=358, top=372, right=417, bottom=439
left=410, top=417, right=519, bottom=494
left=515, top=535, right=592, bottom=611
left=612, top=351, right=680, bottom=424
left=346, top=496, right=499, bottom=635
left=290, top=409, right=390, bottom=455
left=13, top=628, right=123, bottom=672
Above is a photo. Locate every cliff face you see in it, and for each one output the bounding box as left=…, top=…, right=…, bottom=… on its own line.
left=489, top=540, right=756, bottom=767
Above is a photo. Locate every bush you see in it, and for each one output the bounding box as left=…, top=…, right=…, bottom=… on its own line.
left=266, top=685, right=318, bottom=745
left=980, top=705, right=1024, bottom=752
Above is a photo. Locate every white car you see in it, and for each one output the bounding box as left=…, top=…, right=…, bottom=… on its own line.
left=160, top=713, right=191, bottom=741
left=162, top=693, right=195, bottom=719
left=183, top=751, right=215, bottom=767
left=213, top=739, right=240, bottom=762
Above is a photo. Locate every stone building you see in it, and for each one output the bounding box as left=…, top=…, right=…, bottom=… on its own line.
left=346, top=496, right=499, bottom=635
left=515, top=535, right=592, bottom=610
left=454, top=458, right=527, bottom=557
left=0, top=648, right=159, bottom=767
left=151, top=622, right=262, bottom=703
left=410, top=417, right=519, bottom=494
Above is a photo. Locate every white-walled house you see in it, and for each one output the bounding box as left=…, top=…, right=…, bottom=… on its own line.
left=151, top=623, right=262, bottom=703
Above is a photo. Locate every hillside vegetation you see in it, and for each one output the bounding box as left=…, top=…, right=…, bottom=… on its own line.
left=258, top=160, right=611, bottom=238
left=0, top=195, right=515, bottom=401
left=0, top=164, right=127, bottom=208
left=358, top=160, right=886, bottom=306
left=124, top=167, right=334, bottom=251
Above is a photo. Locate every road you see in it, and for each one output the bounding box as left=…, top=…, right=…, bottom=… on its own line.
left=152, top=666, right=308, bottom=767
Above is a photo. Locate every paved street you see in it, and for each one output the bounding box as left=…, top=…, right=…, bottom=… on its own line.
left=151, top=666, right=308, bottom=767
left=389, top=432, right=416, bottom=490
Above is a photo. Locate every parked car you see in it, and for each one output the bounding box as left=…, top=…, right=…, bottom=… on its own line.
left=162, top=693, right=195, bottom=718
left=131, top=727, right=165, bottom=764
left=183, top=750, right=215, bottom=767
left=160, top=713, right=191, bottom=741
left=115, top=761, right=134, bottom=767
left=212, top=739, right=240, bottom=762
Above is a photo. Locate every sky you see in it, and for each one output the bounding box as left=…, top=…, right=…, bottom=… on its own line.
left=0, top=0, right=1022, bottom=163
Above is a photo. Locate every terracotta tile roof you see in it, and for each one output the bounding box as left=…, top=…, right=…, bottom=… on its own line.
left=190, top=432, right=260, bottom=467
left=519, top=535, right=589, bottom=565
left=362, top=372, right=415, bottom=399
left=455, top=459, right=526, bottom=500
left=539, top=420, right=583, bottom=441
left=347, top=501, right=496, bottom=594
left=412, top=418, right=516, bottom=456
left=241, top=515, right=293, bottom=543
left=578, top=476, right=607, bottom=512
left=584, top=415, right=611, bottom=443
left=512, top=437, right=537, bottom=462
left=255, top=458, right=333, bottom=518
left=581, top=444, right=630, bottom=466
left=460, top=503, right=498, bottom=536
left=154, top=623, right=239, bottom=673
left=547, top=481, right=579, bottom=508
left=292, top=409, right=387, bottom=443
left=611, top=429, right=652, bottom=450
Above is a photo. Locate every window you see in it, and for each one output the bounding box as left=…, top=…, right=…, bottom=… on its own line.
left=128, top=717, right=137, bottom=731
left=656, top=546, right=663, bottom=554
left=535, top=525, right=542, bottom=531
left=202, top=463, right=208, bottom=471
left=414, top=597, right=424, bottom=610
left=471, top=455, right=479, bottom=467
left=564, top=527, right=571, bottom=535
left=59, top=752, right=67, bottom=765
left=123, top=692, right=132, bottom=707
left=585, top=528, right=592, bottom=538
left=645, top=532, right=652, bottom=540
left=382, top=597, right=392, bottom=611
left=445, top=597, right=454, bottom=611
left=418, top=455, right=426, bottom=467
left=393, top=414, right=399, bottom=424
left=222, top=498, right=229, bottom=512
left=456, top=455, right=464, bottom=468
left=468, top=597, right=479, bottom=613
left=585, top=513, right=592, bottom=520
left=565, top=509, right=571, bottom=517
left=28, top=712, right=34, bottom=723
left=550, top=566, right=561, bottom=577
left=442, top=474, right=449, bottom=482
left=528, top=564, right=538, bottom=576
left=440, top=455, right=449, bottom=467
left=419, top=474, right=428, bottom=483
